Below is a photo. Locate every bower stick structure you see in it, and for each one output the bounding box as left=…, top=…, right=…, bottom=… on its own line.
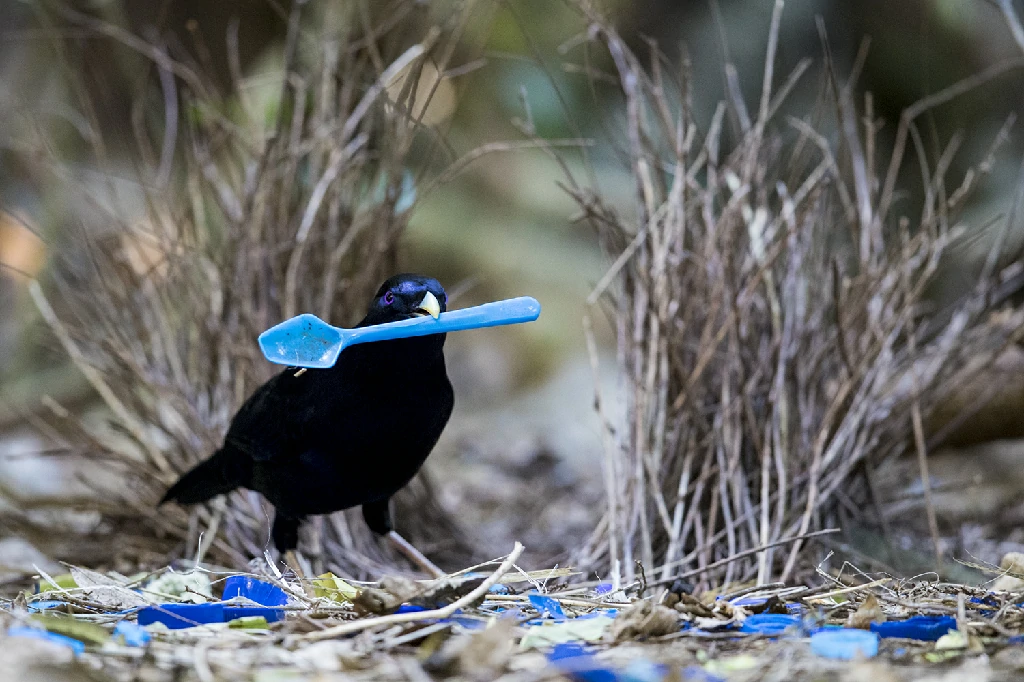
left=561, top=1, right=1024, bottom=587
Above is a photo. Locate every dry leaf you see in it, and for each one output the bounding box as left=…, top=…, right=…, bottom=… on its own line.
left=68, top=567, right=147, bottom=610
left=846, top=594, right=885, bottom=629
left=607, top=601, right=680, bottom=641
left=458, top=618, right=515, bottom=680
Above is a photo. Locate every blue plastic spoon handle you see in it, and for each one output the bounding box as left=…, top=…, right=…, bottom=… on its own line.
left=258, top=296, right=541, bottom=368
left=346, top=296, right=541, bottom=346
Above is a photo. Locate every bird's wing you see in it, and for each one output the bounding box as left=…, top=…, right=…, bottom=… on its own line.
left=223, top=369, right=312, bottom=462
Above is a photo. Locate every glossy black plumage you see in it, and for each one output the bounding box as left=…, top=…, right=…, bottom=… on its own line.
left=161, top=274, right=454, bottom=553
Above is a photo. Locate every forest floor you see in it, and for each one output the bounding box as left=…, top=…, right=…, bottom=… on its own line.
left=3, top=544, right=1024, bottom=682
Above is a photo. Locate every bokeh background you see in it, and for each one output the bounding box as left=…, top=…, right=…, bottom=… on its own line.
left=3, top=0, right=1024, bottom=581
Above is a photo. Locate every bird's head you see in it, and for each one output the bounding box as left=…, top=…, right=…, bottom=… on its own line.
left=361, top=273, right=448, bottom=327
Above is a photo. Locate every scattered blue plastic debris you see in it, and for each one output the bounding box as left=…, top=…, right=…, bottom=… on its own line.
left=740, top=613, right=801, bottom=635
left=138, top=603, right=226, bottom=629
left=489, top=583, right=511, bottom=595
left=870, top=615, right=956, bottom=641
left=7, top=626, right=86, bottom=655
left=113, top=620, right=152, bottom=647
left=136, top=577, right=291, bottom=629
left=810, top=628, right=880, bottom=659
left=529, top=594, right=567, bottom=621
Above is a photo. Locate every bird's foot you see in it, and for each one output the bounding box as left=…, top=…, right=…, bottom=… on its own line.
left=387, top=530, right=445, bottom=578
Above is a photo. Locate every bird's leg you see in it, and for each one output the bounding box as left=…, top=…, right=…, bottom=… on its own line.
left=272, top=512, right=313, bottom=595
left=362, top=499, right=446, bottom=578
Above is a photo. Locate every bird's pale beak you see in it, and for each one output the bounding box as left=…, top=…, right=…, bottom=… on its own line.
left=416, top=291, right=441, bottom=319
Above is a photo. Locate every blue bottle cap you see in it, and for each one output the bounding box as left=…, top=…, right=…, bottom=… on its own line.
left=221, top=576, right=289, bottom=606
left=739, top=613, right=801, bottom=635
left=810, top=628, right=880, bottom=659
left=870, top=615, right=956, bottom=641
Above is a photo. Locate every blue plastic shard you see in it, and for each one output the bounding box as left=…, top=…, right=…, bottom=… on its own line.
left=620, top=659, right=669, bottom=682
left=810, top=628, right=879, bottom=659
left=548, top=643, right=617, bottom=682
left=259, top=296, right=542, bottom=368
left=595, top=583, right=614, bottom=595
left=138, top=603, right=225, bottom=629
left=7, top=626, right=86, bottom=655
left=528, top=594, right=567, bottom=621
left=113, top=621, right=152, bottom=647
left=870, top=615, right=956, bottom=641
left=739, top=613, right=801, bottom=635
left=488, top=583, right=511, bottom=595
left=224, top=605, right=284, bottom=623
left=395, top=604, right=429, bottom=614
left=27, top=600, right=65, bottom=612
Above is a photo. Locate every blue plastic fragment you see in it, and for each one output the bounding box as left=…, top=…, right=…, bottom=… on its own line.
left=7, top=626, right=86, bottom=655
left=620, top=659, right=669, bottom=682
left=259, top=296, right=542, bottom=369
left=740, top=613, right=801, bottom=635
left=222, top=576, right=288, bottom=606
left=138, top=603, right=225, bottom=629
left=577, top=609, right=619, bottom=619
left=27, top=600, right=65, bottom=612
left=488, top=583, right=511, bottom=595
left=224, top=605, right=284, bottom=623
left=529, top=594, right=567, bottom=621
left=968, top=595, right=998, bottom=614
left=113, top=621, right=152, bottom=647
left=810, top=628, right=879, bottom=659
left=682, top=667, right=726, bottom=682
left=729, top=596, right=767, bottom=607
left=870, top=615, right=956, bottom=641
left=548, top=643, right=617, bottom=682
left=395, top=604, right=429, bottom=614
left=595, top=583, right=614, bottom=595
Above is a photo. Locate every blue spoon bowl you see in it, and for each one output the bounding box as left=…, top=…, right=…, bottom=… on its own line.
left=259, top=296, right=541, bottom=369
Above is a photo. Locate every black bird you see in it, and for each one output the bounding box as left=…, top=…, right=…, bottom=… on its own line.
left=161, top=274, right=454, bottom=575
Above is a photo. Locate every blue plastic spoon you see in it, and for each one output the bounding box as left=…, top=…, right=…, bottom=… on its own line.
left=259, top=296, right=541, bottom=369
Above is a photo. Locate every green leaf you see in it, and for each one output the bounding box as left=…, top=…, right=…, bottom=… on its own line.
left=519, top=615, right=614, bottom=650
left=228, top=616, right=270, bottom=630
left=31, top=614, right=110, bottom=645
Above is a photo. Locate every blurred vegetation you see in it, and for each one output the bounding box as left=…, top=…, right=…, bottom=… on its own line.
left=4, top=0, right=1024, bottom=388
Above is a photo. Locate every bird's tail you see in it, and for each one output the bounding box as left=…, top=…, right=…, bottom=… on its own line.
left=160, top=447, right=248, bottom=505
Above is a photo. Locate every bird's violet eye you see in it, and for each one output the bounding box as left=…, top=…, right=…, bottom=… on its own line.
left=384, top=291, right=395, bottom=305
